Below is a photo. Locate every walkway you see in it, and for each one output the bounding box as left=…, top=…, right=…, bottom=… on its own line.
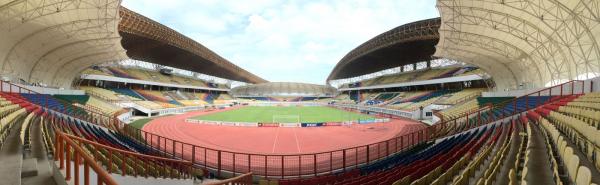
left=22, top=118, right=57, bottom=185
left=524, top=122, right=554, bottom=184
left=0, top=118, right=24, bottom=185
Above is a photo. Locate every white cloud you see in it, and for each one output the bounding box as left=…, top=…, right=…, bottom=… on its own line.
left=246, top=14, right=271, bottom=32
left=122, top=0, right=439, bottom=84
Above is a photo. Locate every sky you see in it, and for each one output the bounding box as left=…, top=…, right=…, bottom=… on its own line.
left=122, top=0, right=439, bottom=85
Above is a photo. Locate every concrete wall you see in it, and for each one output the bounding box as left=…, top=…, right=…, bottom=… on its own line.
left=1, top=83, right=85, bottom=95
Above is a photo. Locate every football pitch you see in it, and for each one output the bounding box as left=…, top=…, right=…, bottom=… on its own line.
left=191, top=106, right=375, bottom=123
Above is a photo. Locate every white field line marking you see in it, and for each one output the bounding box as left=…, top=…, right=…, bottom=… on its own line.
left=272, top=127, right=280, bottom=153
left=293, top=128, right=301, bottom=152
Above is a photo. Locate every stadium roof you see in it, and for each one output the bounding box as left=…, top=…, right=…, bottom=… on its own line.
left=230, top=82, right=336, bottom=97
left=435, top=0, right=600, bottom=90
left=0, top=0, right=127, bottom=88
left=118, top=7, right=267, bottom=84
left=0, top=1, right=266, bottom=88
left=327, top=18, right=441, bottom=81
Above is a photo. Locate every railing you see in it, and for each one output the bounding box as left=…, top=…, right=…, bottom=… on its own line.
left=112, top=80, right=592, bottom=179
left=432, top=110, right=444, bottom=122
left=1, top=82, right=121, bottom=129
left=431, top=91, right=483, bottom=123
left=84, top=90, right=121, bottom=104
left=429, top=80, right=588, bottom=138
left=332, top=104, right=414, bottom=119
left=428, top=104, right=494, bottom=137
left=204, top=172, right=254, bottom=185
left=2, top=82, right=196, bottom=183
left=492, top=80, right=587, bottom=118
left=54, top=130, right=119, bottom=185
left=121, top=117, right=430, bottom=178
left=53, top=128, right=198, bottom=183
left=448, top=91, right=481, bottom=105
left=80, top=104, right=108, bottom=116
left=2, top=79, right=594, bottom=181
left=56, top=128, right=195, bottom=179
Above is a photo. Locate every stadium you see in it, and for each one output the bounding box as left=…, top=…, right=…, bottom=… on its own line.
left=0, top=0, right=599, bottom=185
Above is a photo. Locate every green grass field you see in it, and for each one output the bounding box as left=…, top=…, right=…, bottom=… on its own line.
left=191, top=106, right=375, bottom=123
left=129, top=118, right=154, bottom=129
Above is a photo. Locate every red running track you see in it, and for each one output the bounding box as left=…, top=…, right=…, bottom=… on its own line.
left=141, top=108, right=426, bottom=177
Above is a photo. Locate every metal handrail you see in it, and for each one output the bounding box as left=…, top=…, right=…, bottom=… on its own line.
left=61, top=131, right=195, bottom=179
left=119, top=79, right=586, bottom=179
left=203, top=172, right=253, bottom=185
left=3, top=79, right=592, bottom=180
left=1, top=82, right=119, bottom=129
left=55, top=130, right=119, bottom=185
left=65, top=132, right=193, bottom=163
left=120, top=111, right=430, bottom=178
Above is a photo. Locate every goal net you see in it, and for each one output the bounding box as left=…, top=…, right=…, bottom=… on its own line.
left=272, top=115, right=300, bottom=123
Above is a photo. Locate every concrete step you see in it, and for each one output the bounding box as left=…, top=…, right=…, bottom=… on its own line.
left=21, top=158, right=38, bottom=178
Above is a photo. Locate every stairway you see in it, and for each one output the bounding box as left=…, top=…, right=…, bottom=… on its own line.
left=522, top=122, right=554, bottom=184
left=0, top=116, right=24, bottom=185
left=21, top=118, right=57, bottom=185
left=0, top=113, right=57, bottom=185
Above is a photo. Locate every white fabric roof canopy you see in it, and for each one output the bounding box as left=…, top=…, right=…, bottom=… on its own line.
left=0, top=0, right=126, bottom=88
left=435, top=0, right=600, bottom=90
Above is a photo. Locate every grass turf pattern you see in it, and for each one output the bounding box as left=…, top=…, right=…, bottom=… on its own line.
left=192, top=106, right=375, bottom=123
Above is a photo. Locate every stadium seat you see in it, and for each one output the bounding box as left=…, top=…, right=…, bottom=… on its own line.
left=534, top=100, right=600, bottom=185
left=19, top=112, right=36, bottom=151
left=82, top=66, right=220, bottom=88
left=111, top=88, right=146, bottom=100
left=345, top=67, right=482, bottom=88
left=134, top=101, right=164, bottom=110
left=81, top=86, right=139, bottom=101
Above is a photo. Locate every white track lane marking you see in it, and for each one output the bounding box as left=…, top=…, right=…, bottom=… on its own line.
left=272, top=127, right=280, bottom=153
left=293, top=128, right=301, bottom=152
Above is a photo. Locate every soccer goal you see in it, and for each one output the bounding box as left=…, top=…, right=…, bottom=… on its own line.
left=272, top=115, right=300, bottom=123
